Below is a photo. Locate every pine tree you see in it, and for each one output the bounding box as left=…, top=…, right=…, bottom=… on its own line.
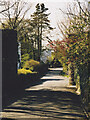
left=31, top=3, right=53, bottom=61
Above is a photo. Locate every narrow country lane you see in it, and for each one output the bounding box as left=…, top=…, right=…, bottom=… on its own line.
left=1, top=68, right=86, bottom=120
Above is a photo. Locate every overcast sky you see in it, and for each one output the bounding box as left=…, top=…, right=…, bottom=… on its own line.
left=26, top=0, right=75, bottom=40
left=0, top=0, right=88, bottom=41
left=24, top=0, right=87, bottom=40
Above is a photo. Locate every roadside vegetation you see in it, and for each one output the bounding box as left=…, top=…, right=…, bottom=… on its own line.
left=48, top=1, right=89, bottom=112
left=0, top=0, right=89, bottom=114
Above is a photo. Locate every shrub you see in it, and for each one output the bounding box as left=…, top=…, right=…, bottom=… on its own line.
left=33, top=63, right=48, bottom=74
left=18, top=68, right=32, bottom=75
left=21, top=53, right=30, bottom=67
left=23, top=59, right=40, bottom=71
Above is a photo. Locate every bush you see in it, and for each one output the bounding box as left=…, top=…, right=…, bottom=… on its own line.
left=18, top=68, right=32, bottom=75
left=21, top=53, right=30, bottom=67
left=23, top=59, right=40, bottom=71
left=34, top=63, right=48, bottom=74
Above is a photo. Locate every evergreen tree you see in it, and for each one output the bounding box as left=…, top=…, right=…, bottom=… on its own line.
left=31, top=3, right=53, bottom=61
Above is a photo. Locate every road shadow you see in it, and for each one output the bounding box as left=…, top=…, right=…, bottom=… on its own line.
left=1, top=68, right=87, bottom=120
left=45, top=68, right=66, bottom=77
left=2, top=68, right=69, bottom=110
left=2, top=90, right=86, bottom=120
left=40, top=79, right=64, bottom=82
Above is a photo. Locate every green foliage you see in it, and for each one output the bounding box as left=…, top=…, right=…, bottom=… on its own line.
left=49, top=1, right=89, bottom=111
left=21, top=53, right=30, bottom=67
left=1, top=2, right=53, bottom=61
left=47, top=53, right=54, bottom=64
left=62, top=63, right=68, bottom=73
left=23, top=59, right=40, bottom=71
left=48, top=3, right=89, bottom=106
left=31, top=3, right=53, bottom=61
left=18, top=69, right=32, bottom=75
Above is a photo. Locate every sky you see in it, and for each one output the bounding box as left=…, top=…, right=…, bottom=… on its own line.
left=23, top=0, right=87, bottom=41
left=26, top=0, right=74, bottom=41
left=0, top=0, right=88, bottom=42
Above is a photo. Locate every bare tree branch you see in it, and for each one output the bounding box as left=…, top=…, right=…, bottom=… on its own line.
left=0, top=1, right=16, bottom=14
left=77, top=1, right=89, bottom=17
left=59, top=8, right=79, bottom=18
left=57, top=22, right=67, bottom=38
left=1, top=0, right=32, bottom=30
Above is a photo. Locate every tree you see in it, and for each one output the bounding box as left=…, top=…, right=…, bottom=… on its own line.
left=49, top=2, right=89, bottom=111
left=1, top=0, right=32, bottom=40
left=0, top=0, right=33, bottom=68
left=31, top=3, right=53, bottom=61
left=49, top=1, right=89, bottom=87
left=0, top=1, right=15, bottom=14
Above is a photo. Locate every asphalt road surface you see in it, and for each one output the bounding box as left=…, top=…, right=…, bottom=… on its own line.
left=1, top=68, right=86, bottom=120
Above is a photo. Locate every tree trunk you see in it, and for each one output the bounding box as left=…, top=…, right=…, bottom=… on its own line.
left=40, top=22, right=42, bottom=57
left=31, top=38, right=35, bottom=60
left=37, top=26, right=40, bottom=61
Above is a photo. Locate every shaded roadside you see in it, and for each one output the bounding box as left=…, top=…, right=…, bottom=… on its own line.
left=2, top=64, right=49, bottom=109
left=1, top=68, right=88, bottom=120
